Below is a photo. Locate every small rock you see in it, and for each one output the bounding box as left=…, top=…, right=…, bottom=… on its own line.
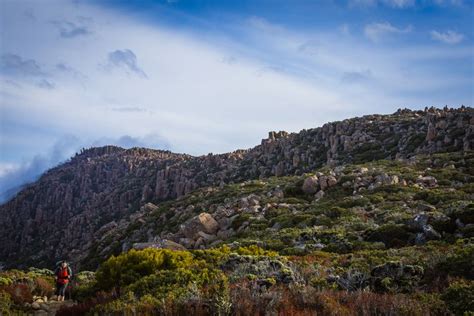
left=144, top=202, right=159, bottom=212
left=314, top=190, right=325, bottom=200
left=418, top=203, right=436, bottom=212
left=197, top=231, right=217, bottom=243
left=423, top=225, right=441, bottom=240
left=32, top=302, right=41, bottom=310
left=40, top=303, right=50, bottom=311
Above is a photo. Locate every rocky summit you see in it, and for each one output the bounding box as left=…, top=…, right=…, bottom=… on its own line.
left=0, top=106, right=472, bottom=270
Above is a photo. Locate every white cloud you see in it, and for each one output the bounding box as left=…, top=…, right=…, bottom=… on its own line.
left=432, top=0, right=464, bottom=6
left=364, top=22, right=412, bottom=42
left=383, top=0, right=415, bottom=7
left=0, top=0, right=472, bottom=193
left=349, top=0, right=463, bottom=8
left=430, top=30, right=464, bottom=44
left=0, top=1, right=350, bottom=160
left=349, top=0, right=414, bottom=8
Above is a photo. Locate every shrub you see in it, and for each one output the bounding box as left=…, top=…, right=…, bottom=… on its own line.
left=95, top=248, right=194, bottom=291
left=366, top=224, right=414, bottom=248
left=235, top=245, right=278, bottom=257
left=127, top=267, right=226, bottom=299
left=441, top=280, right=474, bottom=315
left=3, top=283, right=32, bottom=305
left=437, top=241, right=474, bottom=279
left=0, top=277, right=12, bottom=286
left=0, top=291, right=13, bottom=316
left=71, top=272, right=98, bottom=302
left=33, top=277, right=54, bottom=297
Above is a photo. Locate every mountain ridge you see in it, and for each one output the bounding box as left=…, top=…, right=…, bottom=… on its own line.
left=0, top=106, right=472, bottom=269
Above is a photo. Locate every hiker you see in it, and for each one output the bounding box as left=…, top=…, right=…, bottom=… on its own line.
left=54, top=260, right=72, bottom=301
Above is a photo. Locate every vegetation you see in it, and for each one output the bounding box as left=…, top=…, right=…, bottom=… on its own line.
left=1, top=151, right=473, bottom=315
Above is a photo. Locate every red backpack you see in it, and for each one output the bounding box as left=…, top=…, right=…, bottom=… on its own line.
left=57, top=267, right=69, bottom=284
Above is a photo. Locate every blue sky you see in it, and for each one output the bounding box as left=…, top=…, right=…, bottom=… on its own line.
left=0, top=0, right=473, bottom=201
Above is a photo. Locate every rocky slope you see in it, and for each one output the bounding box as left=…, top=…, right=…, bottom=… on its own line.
left=0, top=106, right=472, bottom=269
left=85, top=150, right=474, bottom=268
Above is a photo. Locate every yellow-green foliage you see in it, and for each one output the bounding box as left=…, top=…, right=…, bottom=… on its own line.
left=235, top=245, right=278, bottom=257
left=0, top=277, right=12, bottom=286
left=0, top=291, right=13, bottom=315
left=96, top=248, right=195, bottom=291
left=94, top=248, right=229, bottom=314
left=127, top=267, right=227, bottom=299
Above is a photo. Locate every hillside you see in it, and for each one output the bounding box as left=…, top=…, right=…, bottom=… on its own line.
left=0, top=106, right=473, bottom=315
left=0, top=106, right=472, bottom=270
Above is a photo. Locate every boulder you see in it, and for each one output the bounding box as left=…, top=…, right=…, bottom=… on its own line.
left=327, top=176, right=338, bottom=187
left=416, top=176, right=437, bottom=187
left=144, top=203, right=159, bottom=212
left=197, top=231, right=217, bottom=243
left=302, top=176, right=319, bottom=194
left=422, top=225, right=441, bottom=240
left=319, top=175, right=337, bottom=190
left=182, top=212, right=219, bottom=239
left=32, top=302, right=41, bottom=310
left=408, top=213, right=429, bottom=230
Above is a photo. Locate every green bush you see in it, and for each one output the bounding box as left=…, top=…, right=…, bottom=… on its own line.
left=0, top=277, right=12, bottom=286
left=96, top=248, right=195, bottom=291
left=235, top=245, right=278, bottom=257
left=441, top=280, right=474, bottom=315
left=127, top=267, right=226, bottom=300
left=0, top=291, right=13, bottom=316
left=437, top=241, right=474, bottom=279
left=366, top=224, right=414, bottom=248
left=414, top=190, right=465, bottom=205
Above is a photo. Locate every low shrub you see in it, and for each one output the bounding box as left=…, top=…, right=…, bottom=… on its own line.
left=366, top=224, right=414, bottom=248
left=95, top=248, right=195, bottom=292
left=0, top=291, right=13, bottom=315
left=3, top=283, right=32, bottom=305
left=441, top=280, right=474, bottom=315
left=33, top=277, right=54, bottom=297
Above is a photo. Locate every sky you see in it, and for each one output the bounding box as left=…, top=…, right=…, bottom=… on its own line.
left=0, top=0, right=473, bottom=202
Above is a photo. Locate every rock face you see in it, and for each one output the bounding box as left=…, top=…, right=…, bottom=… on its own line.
left=0, top=106, right=472, bottom=269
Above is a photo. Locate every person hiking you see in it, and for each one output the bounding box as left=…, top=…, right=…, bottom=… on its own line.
left=54, top=261, right=72, bottom=301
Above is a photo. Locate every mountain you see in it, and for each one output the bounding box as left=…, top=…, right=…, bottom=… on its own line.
left=0, top=106, right=472, bottom=270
